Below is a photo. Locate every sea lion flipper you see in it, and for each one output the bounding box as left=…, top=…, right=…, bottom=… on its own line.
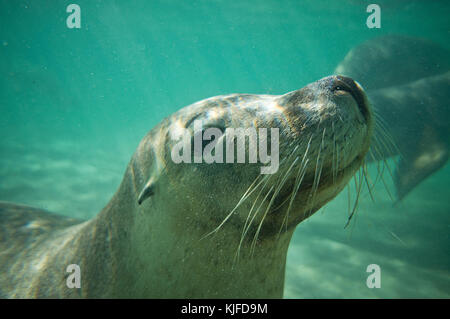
left=395, top=128, right=449, bottom=200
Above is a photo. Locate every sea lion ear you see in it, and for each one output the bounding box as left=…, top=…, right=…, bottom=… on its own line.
left=137, top=179, right=156, bottom=205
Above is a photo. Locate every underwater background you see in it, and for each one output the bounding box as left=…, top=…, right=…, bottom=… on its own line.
left=0, top=0, right=448, bottom=298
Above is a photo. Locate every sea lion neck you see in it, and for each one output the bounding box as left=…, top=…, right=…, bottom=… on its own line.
left=87, top=158, right=295, bottom=298
left=64, top=164, right=140, bottom=298
left=127, top=207, right=295, bottom=298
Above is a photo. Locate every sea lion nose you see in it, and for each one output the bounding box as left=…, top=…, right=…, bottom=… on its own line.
left=330, top=75, right=369, bottom=121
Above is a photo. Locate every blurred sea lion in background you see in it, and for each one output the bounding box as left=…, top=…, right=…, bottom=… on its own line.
left=335, top=35, right=450, bottom=199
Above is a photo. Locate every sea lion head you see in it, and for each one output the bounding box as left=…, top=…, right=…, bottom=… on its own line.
left=131, top=75, right=373, bottom=245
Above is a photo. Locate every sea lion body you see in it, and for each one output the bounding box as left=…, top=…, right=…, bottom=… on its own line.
left=0, top=76, right=372, bottom=298
left=367, top=71, right=450, bottom=198
left=335, top=35, right=450, bottom=91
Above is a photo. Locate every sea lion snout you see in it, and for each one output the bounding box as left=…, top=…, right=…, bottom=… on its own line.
left=279, top=75, right=371, bottom=128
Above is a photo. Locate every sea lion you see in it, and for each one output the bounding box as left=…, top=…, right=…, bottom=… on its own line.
left=335, top=35, right=450, bottom=199
left=367, top=71, right=450, bottom=199
left=0, top=75, right=373, bottom=298
left=335, top=35, right=450, bottom=91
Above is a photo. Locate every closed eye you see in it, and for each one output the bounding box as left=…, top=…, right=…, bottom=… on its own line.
left=331, top=78, right=368, bottom=121
left=331, top=82, right=353, bottom=95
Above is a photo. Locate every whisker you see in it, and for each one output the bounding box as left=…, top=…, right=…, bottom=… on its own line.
left=306, top=128, right=326, bottom=218
left=362, top=162, right=376, bottom=202
left=278, top=156, right=310, bottom=236
left=371, top=142, right=395, bottom=201
left=200, top=174, right=266, bottom=240
left=250, top=155, right=299, bottom=256
left=331, top=121, right=337, bottom=184
left=344, top=167, right=364, bottom=228
left=235, top=143, right=303, bottom=260
left=234, top=174, right=273, bottom=264
left=374, top=112, right=401, bottom=157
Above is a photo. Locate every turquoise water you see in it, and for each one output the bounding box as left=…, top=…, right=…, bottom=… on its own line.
left=0, top=0, right=449, bottom=298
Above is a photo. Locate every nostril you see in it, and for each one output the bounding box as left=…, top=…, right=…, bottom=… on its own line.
left=331, top=76, right=369, bottom=121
